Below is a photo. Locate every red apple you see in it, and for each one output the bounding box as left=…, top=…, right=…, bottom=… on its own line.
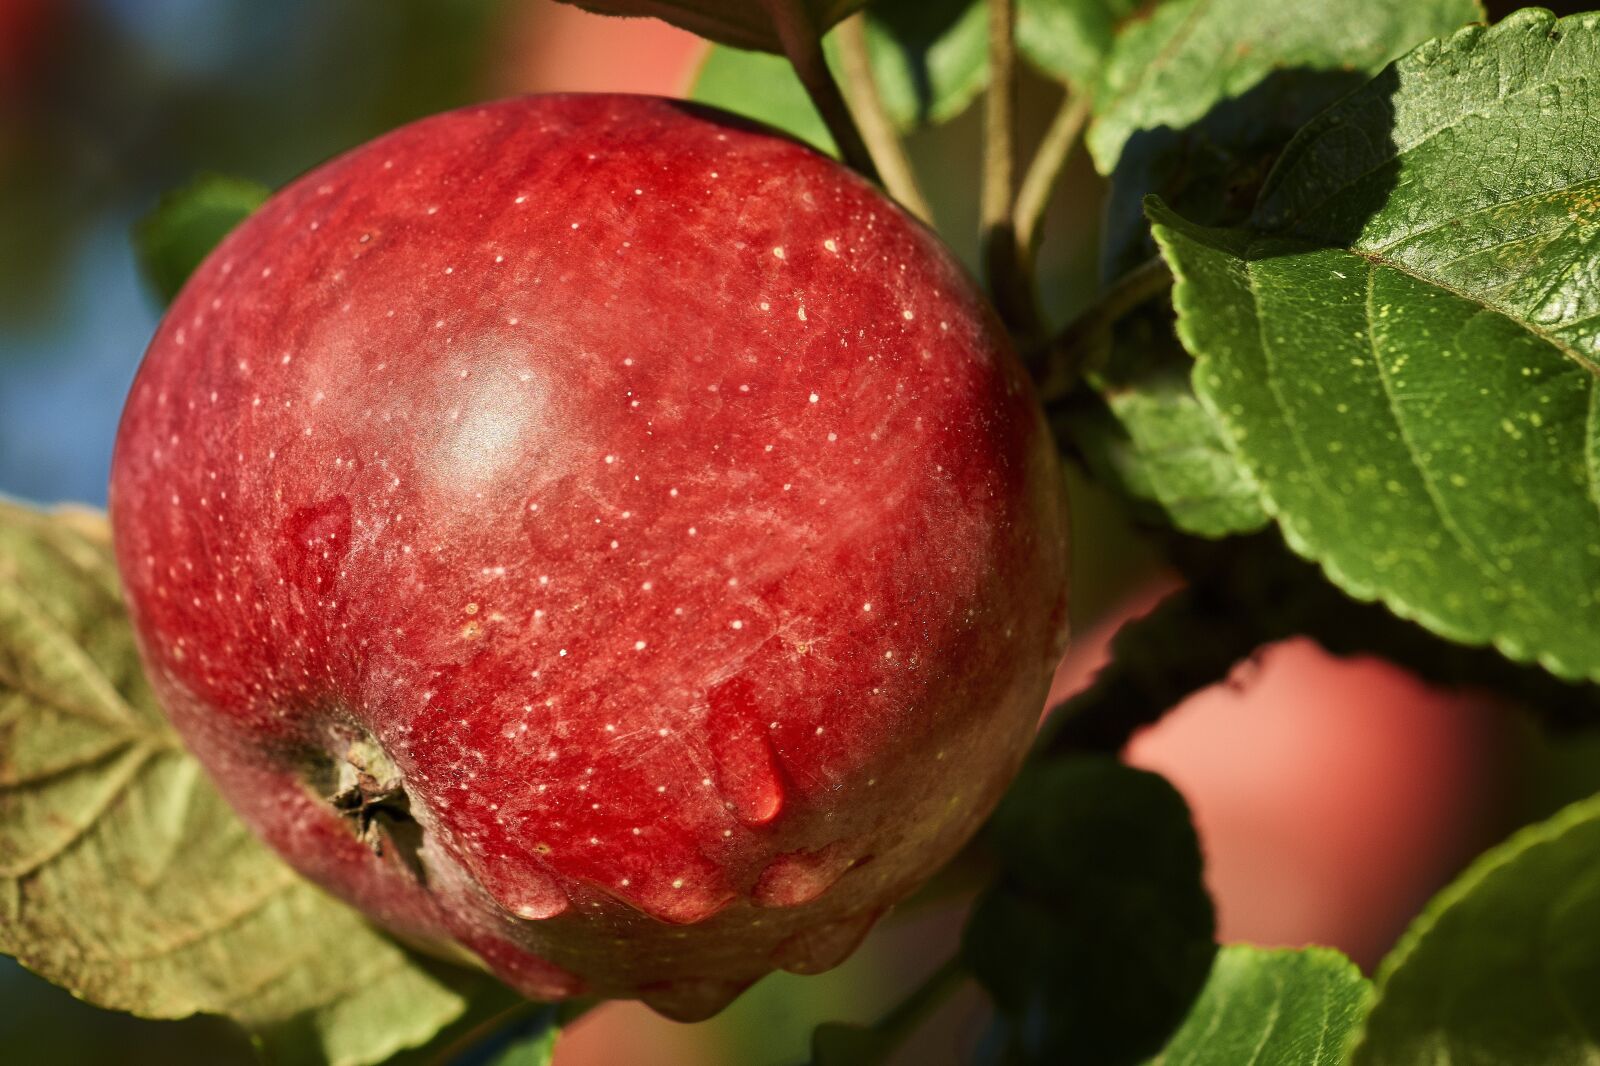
left=109, top=94, right=1069, bottom=1020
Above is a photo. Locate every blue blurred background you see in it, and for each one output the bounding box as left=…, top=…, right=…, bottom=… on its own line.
left=1, top=0, right=509, bottom=507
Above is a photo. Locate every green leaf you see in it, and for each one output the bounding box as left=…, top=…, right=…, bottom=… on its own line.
left=1086, top=0, right=1483, bottom=175
left=1150, top=9, right=1600, bottom=682
left=0, top=500, right=492, bottom=1066
left=810, top=1020, right=897, bottom=1065
left=556, top=0, right=867, bottom=53
left=965, top=757, right=1216, bottom=1065
left=479, top=1007, right=561, bottom=1066
left=1078, top=0, right=1478, bottom=541
left=1149, top=946, right=1372, bottom=1065
left=1089, top=0, right=1481, bottom=277
left=1016, top=0, right=1145, bottom=90
left=691, top=0, right=986, bottom=146
left=134, top=174, right=269, bottom=306
left=1073, top=310, right=1269, bottom=537
left=832, top=0, right=989, bottom=130
left=1352, top=792, right=1600, bottom=1066
left=691, top=46, right=838, bottom=153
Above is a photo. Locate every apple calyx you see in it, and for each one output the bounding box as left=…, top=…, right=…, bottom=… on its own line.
left=326, top=733, right=416, bottom=860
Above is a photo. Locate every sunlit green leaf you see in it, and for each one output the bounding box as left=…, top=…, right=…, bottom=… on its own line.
left=692, top=45, right=837, bottom=152
left=1353, top=791, right=1600, bottom=1065
left=1148, top=946, right=1372, bottom=1066
left=1150, top=9, right=1600, bottom=682
left=1017, top=0, right=1145, bottom=89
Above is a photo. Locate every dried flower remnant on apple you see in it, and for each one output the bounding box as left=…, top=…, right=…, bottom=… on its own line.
left=110, top=95, right=1068, bottom=1020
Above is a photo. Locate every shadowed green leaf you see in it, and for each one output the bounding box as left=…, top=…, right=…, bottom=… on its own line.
left=1352, top=791, right=1600, bottom=1065
left=1087, top=0, right=1483, bottom=175
left=1149, top=946, right=1372, bottom=1065
left=135, top=175, right=269, bottom=306
left=810, top=1020, right=897, bottom=1065
left=1072, top=309, right=1269, bottom=536
left=0, top=499, right=507, bottom=1066
left=1017, top=0, right=1146, bottom=89
left=1087, top=0, right=1481, bottom=278
left=1150, top=9, right=1600, bottom=682
left=965, top=757, right=1215, bottom=1065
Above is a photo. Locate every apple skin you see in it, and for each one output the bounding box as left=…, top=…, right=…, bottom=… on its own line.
left=109, top=94, right=1069, bottom=1020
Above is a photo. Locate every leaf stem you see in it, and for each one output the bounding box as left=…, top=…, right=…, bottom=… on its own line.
left=876, top=954, right=967, bottom=1048
left=1034, top=255, right=1173, bottom=400
left=981, top=0, right=1038, bottom=336
left=1013, top=89, right=1091, bottom=264
left=834, top=14, right=933, bottom=222
left=815, top=954, right=966, bottom=1061
left=761, top=0, right=881, bottom=187
left=421, top=1000, right=548, bottom=1066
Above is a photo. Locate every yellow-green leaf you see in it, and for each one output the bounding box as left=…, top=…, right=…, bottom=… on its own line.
left=0, top=500, right=488, bottom=1066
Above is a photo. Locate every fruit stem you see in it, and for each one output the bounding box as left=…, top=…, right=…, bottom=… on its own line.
left=835, top=13, right=934, bottom=223
left=1032, top=255, right=1173, bottom=400
left=980, top=0, right=1039, bottom=338
left=762, top=0, right=883, bottom=188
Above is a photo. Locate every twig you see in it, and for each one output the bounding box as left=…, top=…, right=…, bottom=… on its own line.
left=834, top=14, right=933, bottom=222
left=761, top=0, right=881, bottom=185
left=981, top=0, right=1038, bottom=335
left=812, top=955, right=967, bottom=1062
left=1013, top=89, right=1091, bottom=261
left=873, top=955, right=966, bottom=1049
left=1034, top=255, right=1173, bottom=401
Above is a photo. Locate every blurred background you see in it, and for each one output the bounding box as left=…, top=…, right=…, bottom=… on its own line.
left=0, top=0, right=1547, bottom=1062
